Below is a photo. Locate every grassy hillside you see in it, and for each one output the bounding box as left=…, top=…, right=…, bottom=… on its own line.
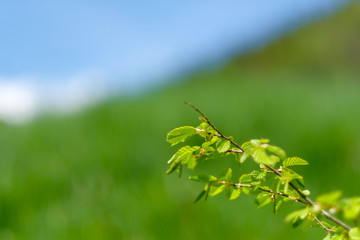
left=0, top=2, right=359, bottom=240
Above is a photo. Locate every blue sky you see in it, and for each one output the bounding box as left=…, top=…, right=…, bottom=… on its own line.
left=0, top=0, right=347, bottom=123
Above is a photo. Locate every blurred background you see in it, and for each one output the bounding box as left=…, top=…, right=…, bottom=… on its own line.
left=0, top=1, right=359, bottom=239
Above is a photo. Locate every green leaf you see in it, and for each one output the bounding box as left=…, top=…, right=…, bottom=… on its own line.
left=189, top=174, right=217, bottom=183
left=286, top=208, right=310, bottom=224
left=251, top=139, right=270, bottom=146
left=282, top=169, right=304, bottom=183
left=166, top=146, right=200, bottom=173
left=252, top=148, right=279, bottom=166
left=202, top=136, right=220, bottom=149
left=194, top=190, right=206, bottom=203
left=167, top=126, right=196, bottom=146
left=216, top=139, right=231, bottom=153
left=341, top=197, right=360, bottom=221
left=167, top=146, right=198, bottom=164
left=267, top=145, right=287, bottom=160
left=229, top=188, right=241, bottom=200
left=255, top=193, right=272, bottom=208
left=251, top=170, right=267, bottom=180
left=209, top=185, right=226, bottom=197
left=178, top=164, right=183, bottom=178
left=166, top=161, right=181, bottom=175
left=316, top=191, right=342, bottom=206
left=239, top=152, right=249, bottom=163
left=196, top=122, right=217, bottom=135
left=241, top=141, right=253, bottom=150
left=239, top=174, right=252, bottom=183
left=185, top=156, right=197, bottom=170
left=223, top=168, right=232, bottom=181
left=283, top=157, right=309, bottom=167
left=323, top=233, right=346, bottom=240
left=349, top=228, right=360, bottom=240
left=274, top=200, right=283, bottom=213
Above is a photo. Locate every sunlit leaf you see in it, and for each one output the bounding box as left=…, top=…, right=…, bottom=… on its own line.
left=229, top=188, right=241, bottom=200
left=267, top=145, right=287, bottom=160
left=239, top=174, right=252, bottom=183
left=349, top=227, right=360, bottom=240
left=167, top=126, right=196, bottom=146
left=216, top=139, right=231, bottom=153
left=255, top=193, right=272, bottom=208
left=189, top=174, right=217, bottom=183
left=252, top=148, right=279, bottom=166
left=209, top=185, right=226, bottom=196
left=283, top=157, right=309, bottom=167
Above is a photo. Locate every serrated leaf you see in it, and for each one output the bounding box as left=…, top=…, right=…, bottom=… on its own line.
left=267, top=145, right=287, bottom=160
left=239, top=174, right=252, bottom=183
left=216, top=139, right=231, bottom=153
left=167, top=146, right=198, bottom=164
left=251, top=170, right=267, bottom=180
left=252, top=148, right=279, bottom=166
left=282, top=169, right=304, bottom=183
left=209, top=185, right=226, bottom=197
left=349, top=227, right=360, bottom=240
left=229, top=188, right=241, bottom=200
left=167, top=126, right=196, bottom=146
left=241, top=141, right=253, bottom=150
left=189, top=174, right=217, bottom=183
left=283, top=157, right=309, bottom=167
left=166, top=146, right=200, bottom=174
left=255, top=193, right=272, bottom=208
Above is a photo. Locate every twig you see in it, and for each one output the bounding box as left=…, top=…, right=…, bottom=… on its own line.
left=184, top=101, right=244, bottom=153
left=264, top=164, right=351, bottom=231
left=213, top=181, right=307, bottom=204
left=313, top=215, right=336, bottom=233
left=185, top=101, right=352, bottom=232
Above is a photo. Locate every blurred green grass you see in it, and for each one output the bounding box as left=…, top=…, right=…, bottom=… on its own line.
left=0, top=3, right=360, bottom=239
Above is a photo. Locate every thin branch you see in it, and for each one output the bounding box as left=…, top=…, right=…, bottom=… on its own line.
left=184, top=101, right=244, bottom=153
left=264, top=164, right=351, bottom=231
left=213, top=181, right=306, bottom=204
left=185, top=101, right=353, bottom=232
left=313, top=215, right=336, bottom=233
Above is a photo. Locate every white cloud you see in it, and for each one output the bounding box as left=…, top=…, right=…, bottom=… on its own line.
left=0, top=73, right=107, bottom=124
left=0, top=80, right=39, bottom=124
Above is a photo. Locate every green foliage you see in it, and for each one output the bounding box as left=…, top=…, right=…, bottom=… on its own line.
left=166, top=104, right=360, bottom=239
left=167, top=126, right=196, bottom=146
left=349, top=228, right=360, bottom=240
left=283, top=157, right=309, bottom=167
